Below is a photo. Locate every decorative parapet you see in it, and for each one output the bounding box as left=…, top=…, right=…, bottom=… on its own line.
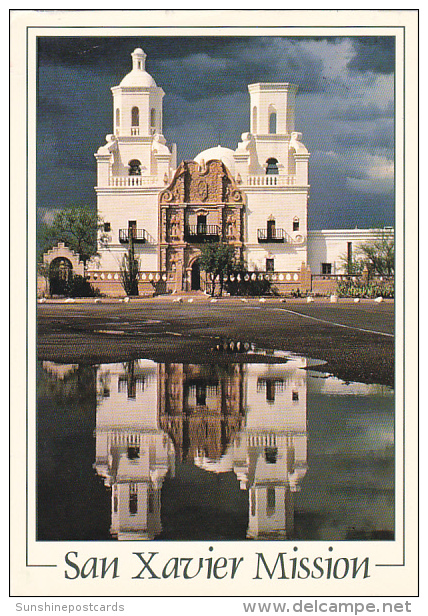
left=86, top=270, right=171, bottom=283
left=206, top=271, right=302, bottom=284
left=108, top=175, right=163, bottom=187
left=42, top=242, right=85, bottom=276
left=245, top=175, right=296, bottom=186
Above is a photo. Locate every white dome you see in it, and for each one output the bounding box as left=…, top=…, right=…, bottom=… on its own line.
left=194, top=145, right=235, bottom=174
left=120, top=69, right=157, bottom=88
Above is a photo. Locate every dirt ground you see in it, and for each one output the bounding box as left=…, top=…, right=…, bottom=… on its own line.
left=37, top=296, right=395, bottom=387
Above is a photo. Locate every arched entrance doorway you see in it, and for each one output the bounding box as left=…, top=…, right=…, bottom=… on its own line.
left=191, top=260, right=201, bottom=291
left=49, top=257, right=73, bottom=295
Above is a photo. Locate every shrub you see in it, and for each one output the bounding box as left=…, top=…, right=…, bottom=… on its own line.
left=65, top=274, right=100, bottom=298
left=337, top=279, right=394, bottom=299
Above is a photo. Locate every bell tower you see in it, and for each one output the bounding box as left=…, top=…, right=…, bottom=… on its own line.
left=111, top=48, right=164, bottom=138
left=249, top=82, right=298, bottom=136
left=247, top=82, right=300, bottom=176
left=95, top=47, right=176, bottom=191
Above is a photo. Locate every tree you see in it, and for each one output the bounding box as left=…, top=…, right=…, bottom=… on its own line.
left=40, top=207, right=104, bottom=266
left=357, top=229, right=394, bottom=276
left=199, top=242, right=239, bottom=296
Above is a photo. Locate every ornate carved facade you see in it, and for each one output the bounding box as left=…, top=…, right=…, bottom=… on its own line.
left=159, top=160, right=245, bottom=291
left=158, top=363, right=245, bottom=461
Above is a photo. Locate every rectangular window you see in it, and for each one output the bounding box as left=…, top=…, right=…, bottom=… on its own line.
left=266, top=487, right=276, bottom=517
left=293, top=219, right=300, bottom=231
left=197, top=215, right=207, bottom=234
left=322, top=263, right=332, bottom=275
left=267, top=219, right=276, bottom=239
left=266, top=258, right=275, bottom=272
left=104, top=222, right=111, bottom=232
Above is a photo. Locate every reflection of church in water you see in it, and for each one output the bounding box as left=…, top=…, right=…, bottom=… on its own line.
left=94, top=355, right=308, bottom=540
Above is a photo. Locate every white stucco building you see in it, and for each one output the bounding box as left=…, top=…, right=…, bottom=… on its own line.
left=79, top=48, right=392, bottom=296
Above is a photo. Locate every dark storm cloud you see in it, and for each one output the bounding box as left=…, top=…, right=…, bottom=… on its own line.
left=347, top=37, right=395, bottom=74
left=37, top=36, right=346, bottom=101
left=37, top=36, right=315, bottom=67
left=308, top=152, right=394, bottom=229
left=328, top=101, right=394, bottom=121
left=333, top=123, right=394, bottom=150
left=37, top=96, right=69, bottom=115
left=37, top=36, right=252, bottom=65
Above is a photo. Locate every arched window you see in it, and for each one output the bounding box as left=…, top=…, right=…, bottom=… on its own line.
left=131, top=106, right=139, bottom=127
left=269, top=111, right=277, bottom=134
left=150, top=108, right=156, bottom=131
left=266, top=158, right=279, bottom=175
left=252, top=106, right=258, bottom=133
left=293, top=217, right=300, bottom=231
left=115, top=108, right=120, bottom=127
left=128, top=159, right=141, bottom=176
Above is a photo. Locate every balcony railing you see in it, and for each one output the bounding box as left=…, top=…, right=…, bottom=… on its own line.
left=109, top=175, right=162, bottom=187
left=119, top=229, right=148, bottom=243
left=246, top=175, right=296, bottom=186
left=184, top=224, right=221, bottom=242
left=257, top=228, right=286, bottom=243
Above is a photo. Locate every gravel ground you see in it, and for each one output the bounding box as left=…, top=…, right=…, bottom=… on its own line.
left=37, top=296, right=395, bottom=387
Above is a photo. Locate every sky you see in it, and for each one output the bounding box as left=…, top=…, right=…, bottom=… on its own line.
left=37, top=35, right=395, bottom=230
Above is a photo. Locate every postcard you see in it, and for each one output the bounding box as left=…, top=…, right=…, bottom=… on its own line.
left=10, top=8, right=419, bottom=606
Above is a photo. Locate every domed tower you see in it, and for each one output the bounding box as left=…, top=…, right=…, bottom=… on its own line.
left=91, top=49, right=177, bottom=294
left=112, top=48, right=163, bottom=138
left=95, top=47, right=176, bottom=188
left=101, top=47, right=175, bottom=179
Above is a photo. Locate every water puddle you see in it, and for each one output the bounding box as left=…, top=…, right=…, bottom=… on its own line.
left=37, top=351, right=394, bottom=542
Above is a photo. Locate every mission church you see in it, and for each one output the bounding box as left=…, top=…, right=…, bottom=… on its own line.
left=46, top=47, right=387, bottom=297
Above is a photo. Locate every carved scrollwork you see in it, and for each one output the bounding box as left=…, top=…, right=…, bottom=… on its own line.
left=162, top=190, right=174, bottom=203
